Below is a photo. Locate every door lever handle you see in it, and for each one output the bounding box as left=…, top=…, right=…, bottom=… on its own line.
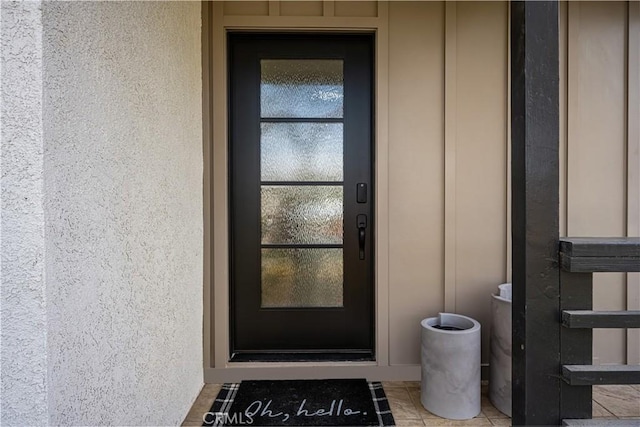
left=357, top=214, right=367, bottom=260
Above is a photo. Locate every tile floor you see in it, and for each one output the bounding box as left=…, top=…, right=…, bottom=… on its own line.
left=183, top=382, right=640, bottom=426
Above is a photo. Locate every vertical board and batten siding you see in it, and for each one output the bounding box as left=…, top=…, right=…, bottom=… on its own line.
left=209, top=1, right=639, bottom=377
left=561, top=1, right=640, bottom=365
left=387, top=1, right=445, bottom=366
left=450, top=1, right=508, bottom=366
left=388, top=1, right=508, bottom=366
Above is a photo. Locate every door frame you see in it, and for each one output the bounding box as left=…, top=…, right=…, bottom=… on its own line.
left=203, top=2, right=405, bottom=382
left=228, top=33, right=375, bottom=359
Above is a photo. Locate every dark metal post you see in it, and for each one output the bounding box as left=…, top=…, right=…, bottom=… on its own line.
left=511, top=1, right=560, bottom=425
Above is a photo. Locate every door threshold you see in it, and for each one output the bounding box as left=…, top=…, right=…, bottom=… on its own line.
left=230, top=351, right=375, bottom=363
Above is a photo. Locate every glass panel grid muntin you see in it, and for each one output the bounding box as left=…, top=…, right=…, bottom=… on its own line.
left=260, top=59, right=344, bottom=119
left=258, top=58, right=346, bottom=309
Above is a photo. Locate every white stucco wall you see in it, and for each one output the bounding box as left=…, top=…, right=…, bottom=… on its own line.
left=1, top=2, right=49, bottom=425
left=42, top=2, right=203, bottom=425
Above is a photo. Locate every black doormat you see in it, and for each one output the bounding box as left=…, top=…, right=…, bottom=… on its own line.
left=203, top=379, right=395, bottom=427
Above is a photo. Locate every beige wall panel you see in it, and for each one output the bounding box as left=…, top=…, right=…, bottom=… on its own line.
left=627, top=0, right=640, bottom=364
left=280, top=1, right=323, bottom=17
left=568, top=2, right=627, bottom=364
left=223, top=1, right=269, bottom=17
left=334, top=1, right=377, bottom=18
left=454, top=1, right=508, bottom=365
left=388, top=1, right=445, bottom=366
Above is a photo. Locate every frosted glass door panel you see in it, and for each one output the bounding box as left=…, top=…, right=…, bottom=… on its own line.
left=261, top=248, right=343, bottom=307
left=261, top=59, right=344, bottom=118
left=261, top=122, right=343, bottom=181
left=261, top=186, right=343, bottom=244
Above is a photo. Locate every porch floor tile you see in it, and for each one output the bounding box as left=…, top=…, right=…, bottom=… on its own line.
left=182, top=382, right=640, bottom=427
left=592, top=385, right=640, bottom=418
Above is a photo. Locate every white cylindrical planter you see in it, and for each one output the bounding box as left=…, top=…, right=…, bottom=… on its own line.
left=420, top=313, right=481, bottom=420
left=490, top=283, right=512, bottom=417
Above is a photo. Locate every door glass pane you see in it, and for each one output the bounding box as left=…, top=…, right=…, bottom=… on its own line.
left=261, top=59, right=344, bottom=118
left=262, top=248, right=343, bottom=307
left=261, top=122, right=343, bottom=182
left=261, top=186, right=343, bottom=244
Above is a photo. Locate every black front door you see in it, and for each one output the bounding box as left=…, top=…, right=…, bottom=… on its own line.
left=229, top=33, right=374, bottom=360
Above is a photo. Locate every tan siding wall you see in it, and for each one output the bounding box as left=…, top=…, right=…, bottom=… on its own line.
left=210, top=1, right=639, bottom=376
left=223, top=1, right=269, bottom=16
left=627, top=1, right=640, bottom=365
left=280, top=1, right=324, bottom=17
left=562, top=1, right=638, bottom=365
left=453, top=1, right=508, bottom=366
left=388, top=1, right=445, bottom=365
left=387, top=1, right=508, bottom=366
left=334, top=1, right=378, bottom=17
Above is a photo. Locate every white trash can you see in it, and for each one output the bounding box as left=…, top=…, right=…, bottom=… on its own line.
left=489, top=283, right=512, bottom=417
left=420, top=313, right=481, bottom=420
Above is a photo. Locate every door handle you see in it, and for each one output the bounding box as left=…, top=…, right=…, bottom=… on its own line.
left=357, top=214, right=367, bottom=260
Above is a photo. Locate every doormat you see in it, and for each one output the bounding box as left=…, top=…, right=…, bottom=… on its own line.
left=203, top=379, right=395, bottom=427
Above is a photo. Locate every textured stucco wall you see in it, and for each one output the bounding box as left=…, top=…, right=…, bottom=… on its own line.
left=42, top=2, right=203, bottom=425
left=1, top=2, right=49, bottom=425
